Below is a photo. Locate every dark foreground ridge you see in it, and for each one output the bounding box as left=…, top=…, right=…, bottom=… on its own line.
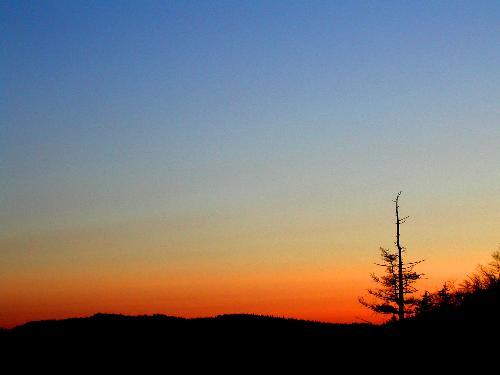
left=2, top=307, right=498, bottom=354
left=2, top=313, right=380, bottom=352
left=1, top=313, right=389, bottom=367
left=1, top=276, right=499, bottom=367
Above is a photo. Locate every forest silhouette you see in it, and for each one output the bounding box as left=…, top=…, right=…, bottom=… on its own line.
left=1, top=241, right=499, bottom=364
left=1, top=195, right=498, bottom=365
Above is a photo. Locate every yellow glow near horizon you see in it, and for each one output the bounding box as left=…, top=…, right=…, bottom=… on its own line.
left=0, top=212, right=496, bottom=328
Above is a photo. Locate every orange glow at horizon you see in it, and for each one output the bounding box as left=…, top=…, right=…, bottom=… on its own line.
left=1, top=198, right=498, bottom=329
left=0, top=264, right=367, bottom=327
left=1, top=244, right=493, bottom=328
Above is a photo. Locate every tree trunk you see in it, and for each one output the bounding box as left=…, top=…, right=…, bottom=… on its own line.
left=395, top=193, right=405, bottom=322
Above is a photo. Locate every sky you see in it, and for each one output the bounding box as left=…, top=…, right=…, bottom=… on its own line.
left=1, top=0, right=499, bottom=328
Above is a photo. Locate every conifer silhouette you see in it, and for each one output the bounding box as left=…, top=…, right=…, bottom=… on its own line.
left=359, top=192, right=424, bottom=321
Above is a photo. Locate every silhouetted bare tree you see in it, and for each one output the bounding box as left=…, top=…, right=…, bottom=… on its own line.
left=359, top=192, right=424, bottom=322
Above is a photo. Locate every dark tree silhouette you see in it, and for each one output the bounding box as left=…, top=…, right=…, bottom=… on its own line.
left=359, top=192, right=424, bottom=322
left=416, top=290, right=434, bottom=315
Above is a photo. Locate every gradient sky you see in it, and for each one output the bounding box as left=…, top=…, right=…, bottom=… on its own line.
left=1, top=1, right=499, bottom=328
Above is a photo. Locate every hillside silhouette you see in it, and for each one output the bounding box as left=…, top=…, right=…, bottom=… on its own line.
left=1, top=313, right=382, bottom=354
left=1, top=313, right=392, bottom=368
left=2, top=254, right=499, bottom=367
left=2, top=286, right=499, bottom=365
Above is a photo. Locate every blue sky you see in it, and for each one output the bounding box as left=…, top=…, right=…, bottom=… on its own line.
left=3, top=1, right=499, bottom=232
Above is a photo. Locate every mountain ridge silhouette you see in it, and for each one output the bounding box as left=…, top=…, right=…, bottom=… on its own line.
left=1, top=305, right=497, bottom=368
